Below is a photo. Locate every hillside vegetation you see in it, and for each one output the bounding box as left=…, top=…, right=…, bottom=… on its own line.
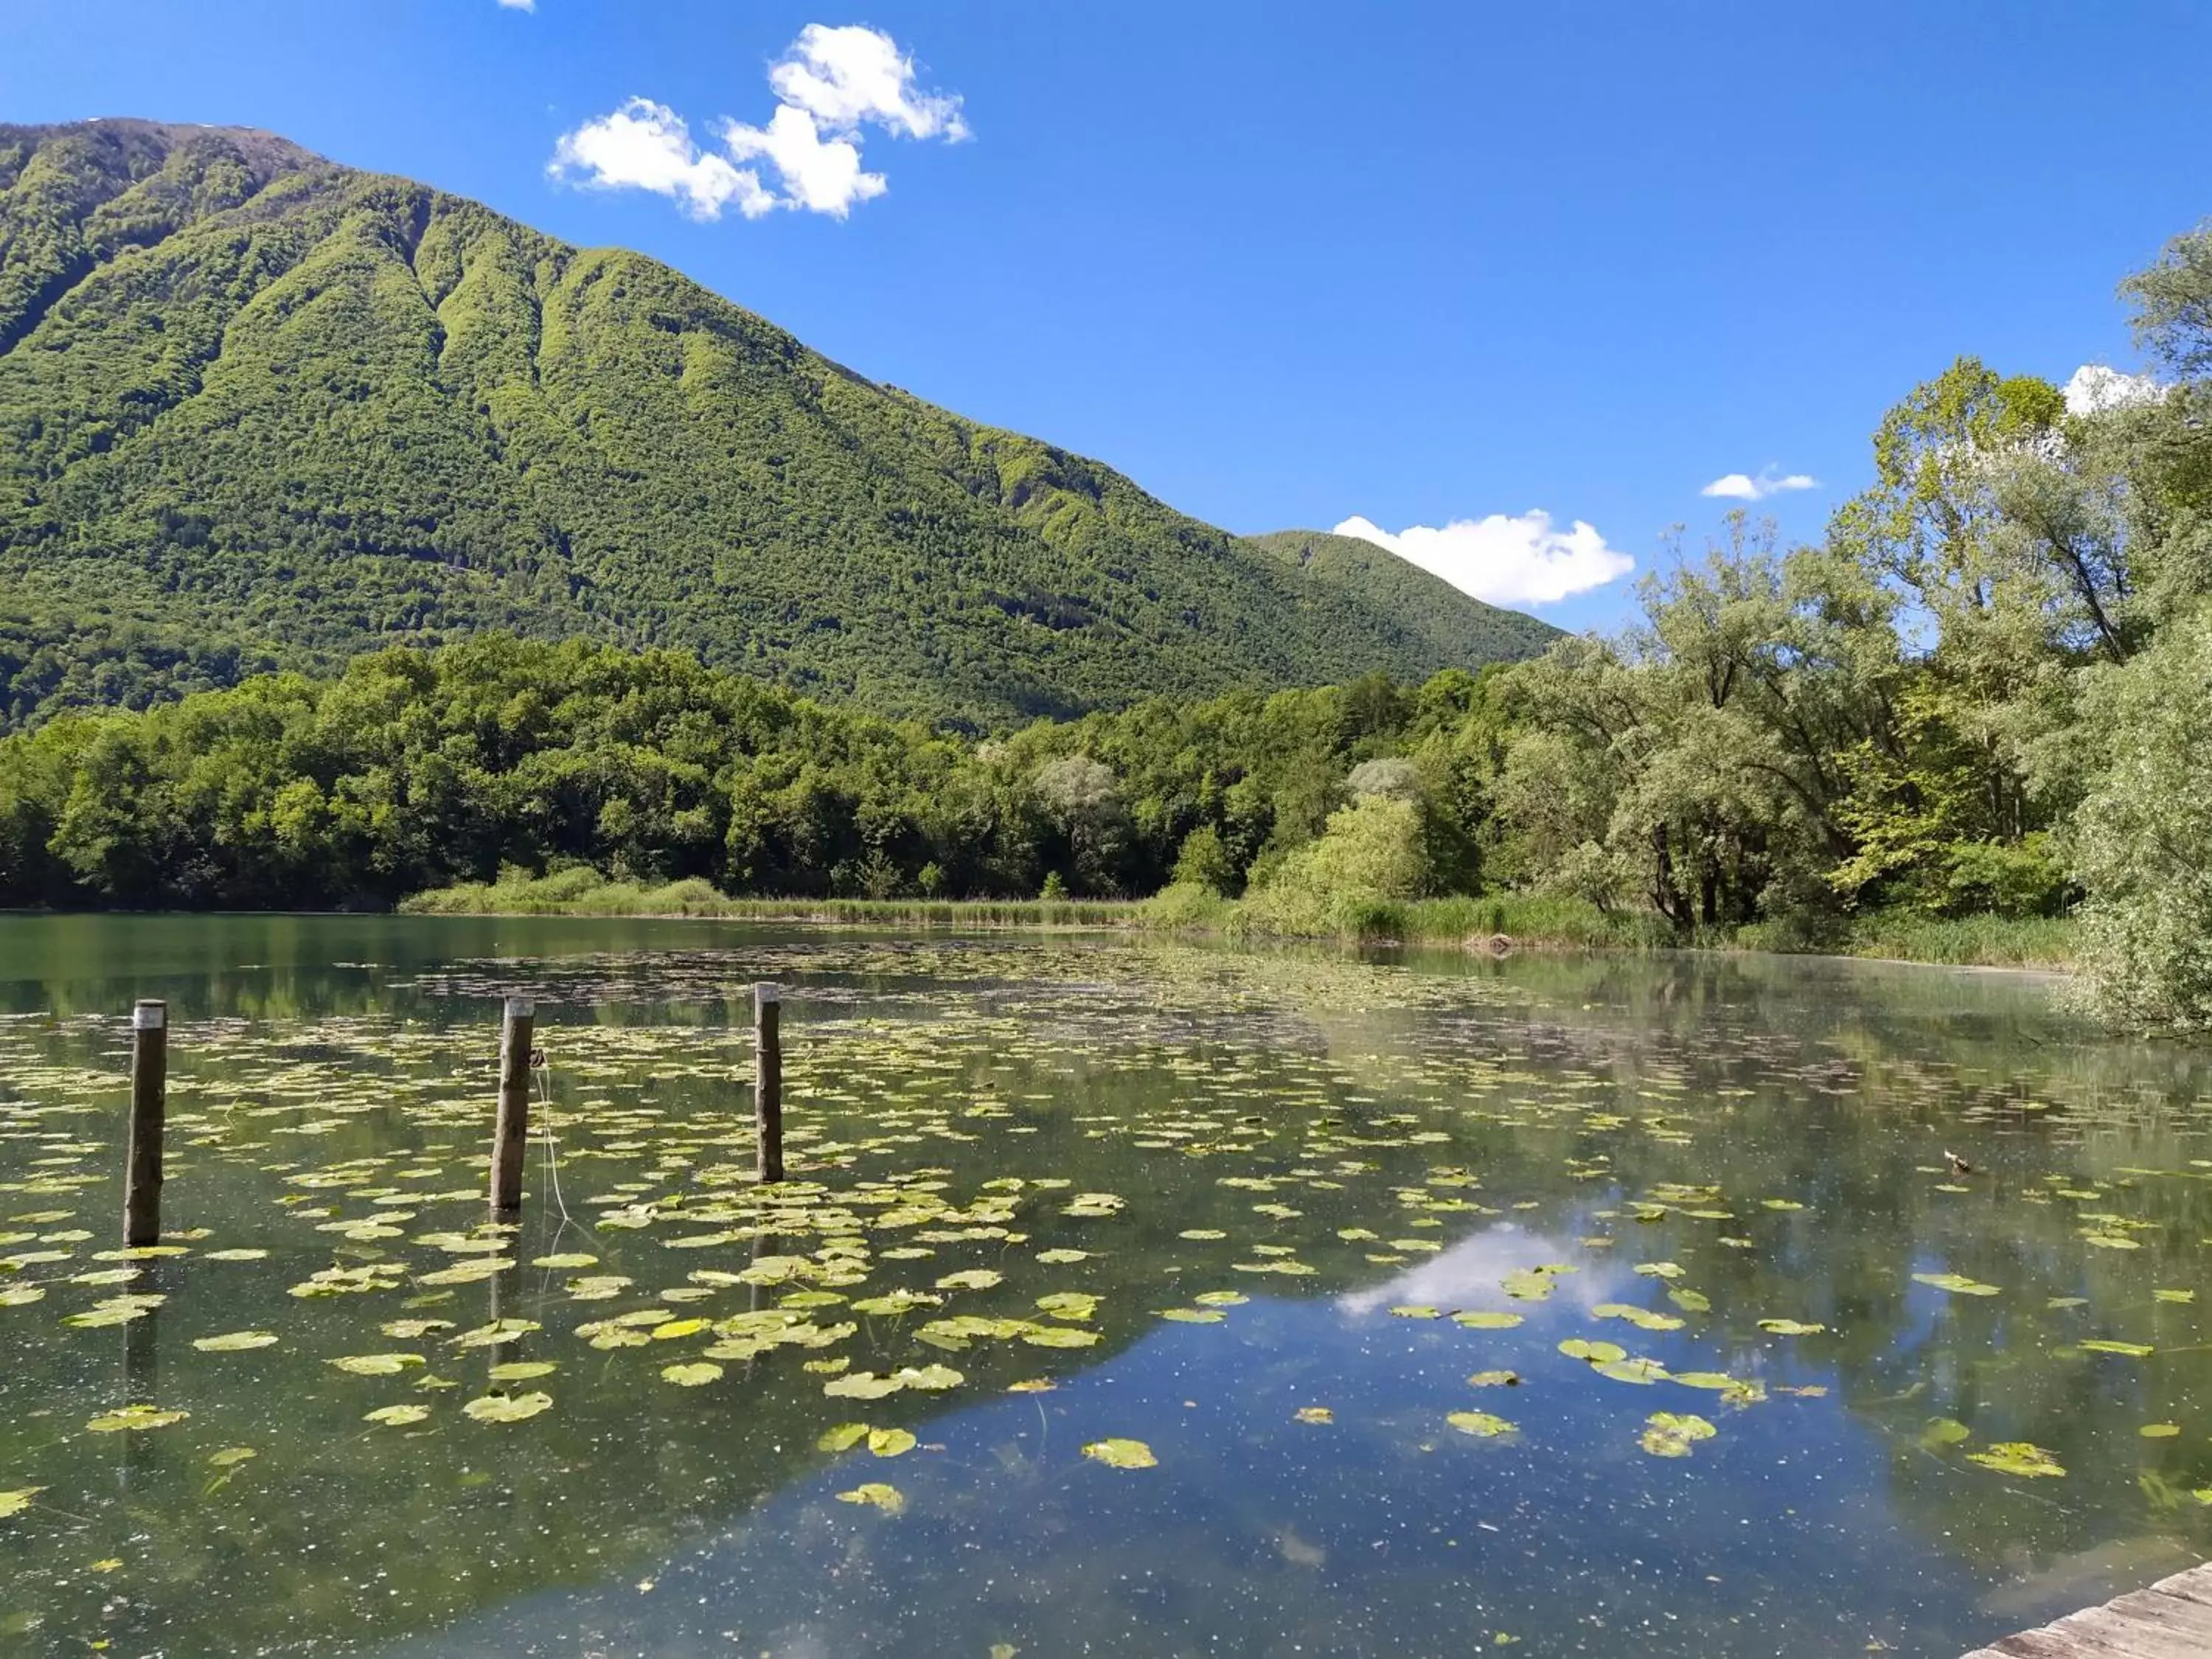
left=0, top=119, right=1554, bottom=733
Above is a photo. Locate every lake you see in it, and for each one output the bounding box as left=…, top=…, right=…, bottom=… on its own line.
left=0, top=914, right=2207, bottom=1657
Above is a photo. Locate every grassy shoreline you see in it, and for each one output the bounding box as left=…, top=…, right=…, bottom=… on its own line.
left=397, top=869, right=2076, bottom=970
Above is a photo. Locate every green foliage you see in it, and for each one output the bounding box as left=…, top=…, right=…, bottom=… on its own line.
left=1243, top=796, right=1430, bottom=936
left=2070, top=605, right=2212, bottom=1029
left=0, top=120, right=1556, bottom=737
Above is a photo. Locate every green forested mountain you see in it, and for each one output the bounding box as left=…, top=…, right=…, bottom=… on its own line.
left=0, top=118, right=1556, bottom=731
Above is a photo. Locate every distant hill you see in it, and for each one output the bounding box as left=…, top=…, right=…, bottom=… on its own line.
left=1246, top=529, right=1556, bottom=675
left=0, top=119, right=1557, bottom=731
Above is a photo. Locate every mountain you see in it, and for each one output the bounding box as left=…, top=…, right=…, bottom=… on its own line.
left=0, top=119, right=1559, bottom=731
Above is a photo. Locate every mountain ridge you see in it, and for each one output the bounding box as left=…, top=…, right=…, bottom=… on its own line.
left=0, top=118, right=1557, bottom=729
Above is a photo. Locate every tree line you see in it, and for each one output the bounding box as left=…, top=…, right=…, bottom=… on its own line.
left=1, top=221, right=2209, bottom=1026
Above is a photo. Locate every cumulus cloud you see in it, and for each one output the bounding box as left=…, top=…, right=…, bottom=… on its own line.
left=2064, top=363, right=2164, bottom=416
left=549, top=100, right=775, bottom=221
left=769, top=23, right=968, bottom=141
left=1333, top=511, right=1634, bottom=607
left=496, top=0, right=534, bottom=10
left=549, top=24, right=963, bottom=220
left=1700, top=468, right=1818, bottom=502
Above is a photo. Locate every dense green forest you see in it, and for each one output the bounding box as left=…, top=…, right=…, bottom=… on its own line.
left=0, top=118, right=1554, bottom=733
left=3, top=125, right=2210, bottom=1028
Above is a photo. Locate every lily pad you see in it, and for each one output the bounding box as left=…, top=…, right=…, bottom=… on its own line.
left=1447, top=1411, right=1515, bottom=1438
left=462, top=1391, right=552, bottom=1424
left=868, top=1427, right=917, bottom=1457
left=364, top=1404, right=431, bottom=1427
left=836, top=1481, right=905, bottom=1513
left=0, top=1487, right=43, bottom=1518
left=1082, top=1438, right=1158, bottom=1470
left=86, top=1403, right=187, bottom=1433
left=193, top=1330, right=279, bottom=1353
left=1966, top=1441, right=2064, bottom=1478
left=1640, top=1413, right=1717, bottom=1458
left=660, top=1362, right=723, bottom=1387
left=1913, top=1273, right=2000, bottom=1297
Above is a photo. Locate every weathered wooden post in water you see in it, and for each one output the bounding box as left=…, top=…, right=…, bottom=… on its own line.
left=489, top=997, right=535, bottom=1211
left=755, top=981, right=783, bottom=1183
left=123, top=1000, right=167, bottom=1246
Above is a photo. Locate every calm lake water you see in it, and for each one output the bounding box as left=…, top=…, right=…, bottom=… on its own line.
left=1, top=915, right=2208, bottom=1658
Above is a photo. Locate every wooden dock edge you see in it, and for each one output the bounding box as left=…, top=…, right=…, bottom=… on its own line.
left=1961, top=1561, right=2212, bottom=1656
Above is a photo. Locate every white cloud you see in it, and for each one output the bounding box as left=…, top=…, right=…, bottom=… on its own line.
left=549, top=24, right=962, bottom=220
left=1334, top=510, right=1635, bottom=607
left=768, top=23, right=968, bottom=141
left=2064, top=363, right=2164, bottom=416
left=722, top=105, right=885, bottom=218
left=497, top=0, right=534, bottom=10
left=549, top=100, right=775, bottom=221
left=1700, top=468, right=1818, bottom=502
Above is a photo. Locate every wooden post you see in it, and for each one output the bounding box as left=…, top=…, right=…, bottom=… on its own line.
left=123, top=999, right=167, bottom=1247
left=754, top=982, right=783, bottom=1183
left=489, top=997, right=535, bottom=1212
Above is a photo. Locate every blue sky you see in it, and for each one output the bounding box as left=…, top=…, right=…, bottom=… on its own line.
left=6, top=1, right=2209, bottom=630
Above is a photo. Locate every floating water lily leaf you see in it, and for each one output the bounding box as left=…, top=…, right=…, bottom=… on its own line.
left=2079, top=1340, right=2155, bottom=1358
left=661, top=1362, right=723, bottom=1387
left=1160, top=1308, right=1224, bottom=1324
left=328, top=1353, right=425, bottom=1377
left=1452, top=1311, right=1523, bottom=1330
left=1913, top=1273, right=2000, bottom=1297
left=1005, top=1379, right=1056, bottom=1394
left=1667, top=1372, right=1738, bottom=1391
left=1390, top=1305, right=1442, bottom=1320
left=1666, top=1288, right=1711, bottom=1313
left=1634, top=1262, right=1683, bottom=1280
left=1447, top=1411, right=1515, bottom=1439
left=1920, top=1418, right=1972, bottom=1449
left=2141, top=1423, right=2181, bottom=1438
left=1593, top=1304, right=1684, bottom=1332
left=1559, top=1339, right=1627, bottom=1366
left=1035, top=1292, right=1098, bottom=1321
left=1192, top=1291, right=1248, bottom=1307
left=1034, top=1248, right=1091, bottom=1264
left=1756, top=1319, right=1826, bottom=1337
left=1020, top=1325, right=1099, bottom=1348
left=1467, top=1370, right=1520, bottom=1388
left=892, top=1364, right=964, bottom=1391
left=364, top=1405, right=431, bottom=1427
left=193, top=1330, right=279, bottom=1352
left=0, top=1286, right=44, bottom=1307
left=868, top=1427, right=917, bottom=1457
left=1500, top=1270, right=1556, bottom=1301
left=935, top=1270, right=1002, bottom=1292
left=463, top=1391, right=552, bottom=1424
left=488, top=1361, right=557, bottom=1382
left=452, top=1319, right=540, bottom=1348
left=1295, top=1407, right=1334, bottom=1425
left=380, top=1319, right=454, bottom=1340
left=206, top=1446, right=257, bottom=1468
left=824, top=1371, right=904, bottom=1399
left=532, top=1253, right=599, bottom=1269
left=0, top=1487, right=43, bottom=1517
left=1966, top=1441, right=2063, bottom=1478
left=650, top=1318, right=709, bottom=1341
left=1595, top=1358, right=1669, bottom=1385
left=818, top=1422, right=870, bottom=1452
left=1178, top=1229, right=1226, bottom=1241
left=1640, top=1413, right=1716, bottom=1458
left=836, top=1482, right=905, bottom=1513
left=86, top=1404, right=187, bottom=1433
left=1083, top=1438, right=1157, bottom=1470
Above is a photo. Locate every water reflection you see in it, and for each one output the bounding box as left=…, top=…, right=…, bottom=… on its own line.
left=0, top=917, right=2205, bottom=1656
